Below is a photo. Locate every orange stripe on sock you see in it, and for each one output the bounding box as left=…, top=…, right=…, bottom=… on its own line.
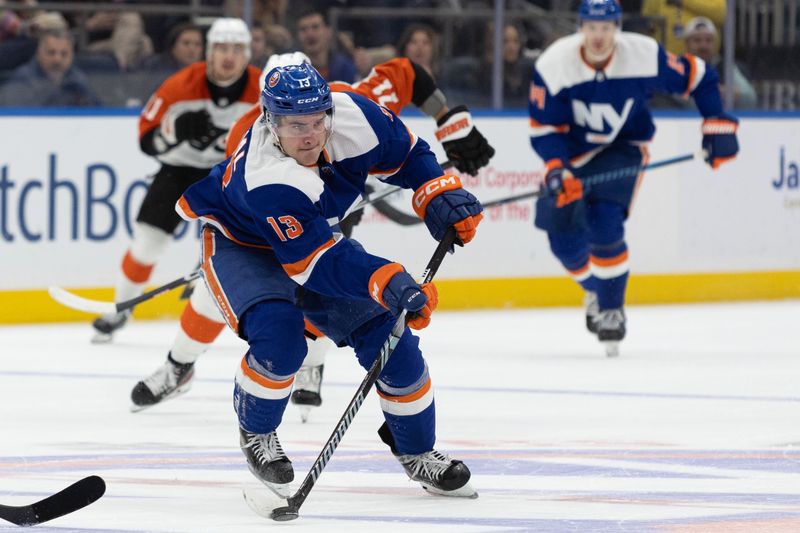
left=590, top=251, right=629, bottom=267
left=240, top=357, right=294, bottom=389
left=121, top=250, right=154, bottom=284
left=377, top=378, right=432, bottom=403
left=180, top=301, right=226, bottom=343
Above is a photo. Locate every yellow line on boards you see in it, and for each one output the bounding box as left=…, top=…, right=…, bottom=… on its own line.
left=2, top=271, right=799, bottom=324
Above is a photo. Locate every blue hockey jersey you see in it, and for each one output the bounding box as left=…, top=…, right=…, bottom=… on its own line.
left=529, top=32, right=724, bottom=167
left=176, top=91, right=443, bottom=302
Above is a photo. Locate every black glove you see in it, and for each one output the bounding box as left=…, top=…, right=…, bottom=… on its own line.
left=435, top=105, right=495, bottom=176
left=174, top=109, right=213, bottom=143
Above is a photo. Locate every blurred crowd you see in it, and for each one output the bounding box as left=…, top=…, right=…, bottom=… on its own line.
left=0, top=0, right=771, bottom=109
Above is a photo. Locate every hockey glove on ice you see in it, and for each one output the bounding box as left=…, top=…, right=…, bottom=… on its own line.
left=702, top=112, right=739, bottom=169
left=544, top=161, right=583, bottom=208
left=369, top=264, right=439, bottom=330
left=435, top=105, right=495, bottom=176
left=412, top=175, right=483, bottom=248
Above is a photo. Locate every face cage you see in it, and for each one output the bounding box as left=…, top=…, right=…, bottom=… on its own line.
left=265, top=107, right=334, bottom=154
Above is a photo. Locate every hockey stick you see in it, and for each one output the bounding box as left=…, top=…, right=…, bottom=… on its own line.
left=480, top=151, right=697, bottom=209
left=264, top=227, right=458, bottom=522
left=46, top=173, right=439, bottom=316
left=0, top=475, right=105, bottom=527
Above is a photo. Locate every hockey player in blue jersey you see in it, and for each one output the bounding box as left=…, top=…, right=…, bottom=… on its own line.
left=529, top=0, right=739, bottom=356
left=176, top=63, right=483, bottom=498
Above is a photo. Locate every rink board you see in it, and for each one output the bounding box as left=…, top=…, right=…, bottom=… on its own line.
left=1, top=110, right=799, bottom=323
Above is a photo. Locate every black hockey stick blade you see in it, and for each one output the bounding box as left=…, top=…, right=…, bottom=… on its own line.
left=0, top=475, right=106, bottom=527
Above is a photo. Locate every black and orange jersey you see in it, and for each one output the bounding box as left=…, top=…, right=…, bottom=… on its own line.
left=140, top=62, right=262, bottom=169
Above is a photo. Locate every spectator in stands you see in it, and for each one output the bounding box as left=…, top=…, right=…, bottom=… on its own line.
left=478, top=22, right=534, bottom=108
left=0, top=29, right=100, bottom=106
left=683, top=16, right=757, bottom=109
left=0, top=10, right=67, bottom=71
left=250, top=22, right=293, bottom=67
left=142, top=22, right=203, bottom=76
left=295, top=8, right=357, bottom=82
left=396, top=23, right=438, bottom=77
left=83, top=9, right=153, bottom=71
left=640, top=0, right=725, bottom=54
left=224, top=0, right=287, bottom=27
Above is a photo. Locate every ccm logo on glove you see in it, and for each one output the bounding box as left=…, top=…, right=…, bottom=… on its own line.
left=412, top=175, right=462, bottom=216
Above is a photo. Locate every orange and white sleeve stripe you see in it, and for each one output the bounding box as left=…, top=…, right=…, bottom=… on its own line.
left=281, top=236, right=340, bottom=285
left=529, top=117, right=569, bottom=139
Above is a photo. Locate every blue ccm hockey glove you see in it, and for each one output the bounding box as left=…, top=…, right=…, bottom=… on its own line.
left=702, top=112, right=739, bottom=169
left=369, top=263, right=439, bottom=330
left=412, top=175, right=483, bottom=248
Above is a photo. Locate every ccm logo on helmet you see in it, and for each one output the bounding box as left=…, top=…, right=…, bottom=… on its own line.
left=297, top=97, right=320, bottom=104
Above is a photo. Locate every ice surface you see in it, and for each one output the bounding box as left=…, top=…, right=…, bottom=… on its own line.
left=1, top=302, right=799, bottom=531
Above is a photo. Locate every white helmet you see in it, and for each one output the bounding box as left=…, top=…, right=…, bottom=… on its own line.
left=206, top=18, right=251, bottom=60
left=260, top=51, right=311, bottom=90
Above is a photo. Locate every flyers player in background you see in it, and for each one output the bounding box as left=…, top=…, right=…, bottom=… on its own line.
left=128, top=52, right=496, bottom=417
left=529, top=0, right=739, bottom=356
left=177, top=63, right=483, bottom=498
left=91, top=18, right=261, bottom=343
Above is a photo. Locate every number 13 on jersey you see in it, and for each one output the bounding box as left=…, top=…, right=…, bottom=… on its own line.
left=267, top=215, right=304, bottom=241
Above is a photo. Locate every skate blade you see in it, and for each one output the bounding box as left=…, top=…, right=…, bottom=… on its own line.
left=129, top=383, right=193, bottom=413
left=242, top=486, right=287, bottom=519
left=420, top=481, right=478, bottom=499
left=91, top=331, right=114, bottom=344
left=603, top=341, right=620, bottom=358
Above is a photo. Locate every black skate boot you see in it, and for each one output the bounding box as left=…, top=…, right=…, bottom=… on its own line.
left=91, top=311, right=130, bottom=344
left=130, top=353, right=195, bottom=411
left=239, top=428, right=294, bottom=498
left=584, top=291, right=600, bottom=334
left=596, top=308, right=626, bottom=357
left=378, top=422, right=477, bottom=498
left=290, top=364, right=323, bottom=423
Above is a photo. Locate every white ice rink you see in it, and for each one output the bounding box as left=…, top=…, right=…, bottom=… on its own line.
left=2, top=301, right=799, bottom=532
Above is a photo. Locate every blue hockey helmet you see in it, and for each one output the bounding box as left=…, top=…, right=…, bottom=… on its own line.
left=578, top=0, right=622, bottom=24
left=260, top=63, right=333, bottom=118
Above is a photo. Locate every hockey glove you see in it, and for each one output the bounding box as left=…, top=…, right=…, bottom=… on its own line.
left=702, top=112, right=739, bottom=169
left=174, top=109, right=214, bottom=143
left=369, top=264, right=439, bottom=330
left=435, top=105, right=495, bottom=176
left=544, top=161, right=583, bottom=208
left=412, top=175, right=483, bottom=247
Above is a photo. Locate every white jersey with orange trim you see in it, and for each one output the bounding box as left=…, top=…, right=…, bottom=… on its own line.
left=528, top=31, right=724, bottom=167
left=177, top=91, right=446, bottom=302
left=140, top=62, right=262, bottom=169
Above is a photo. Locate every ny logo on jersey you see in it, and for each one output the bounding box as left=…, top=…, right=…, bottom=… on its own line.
left=572, top=98, right=634, bottom=145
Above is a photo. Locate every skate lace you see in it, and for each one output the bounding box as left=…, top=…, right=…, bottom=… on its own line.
left=243, top=432, right=287, bottom=465
left=294, top=365, right=321, bottom=392
left=403, top=450, right=452, bottom=482
left=584, top=292, right=599, bottom=319
left=597, top=309, right=625, bottom=330
left=142, top=362, right=179, bottom=394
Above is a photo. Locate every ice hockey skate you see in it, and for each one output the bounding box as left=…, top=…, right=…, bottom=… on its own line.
left=90, top=311, right=130, bottom=343
left=584, top=291, right=600, bottom=333
left=396, top=449, right=477, bottom=498
left=130, top=354, right=195, bottom=411
left=239, top=429, right=294, bottom=498
left=596, top=308, right=626, bottom=357
left=290, top=364, right=323, bottom=423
